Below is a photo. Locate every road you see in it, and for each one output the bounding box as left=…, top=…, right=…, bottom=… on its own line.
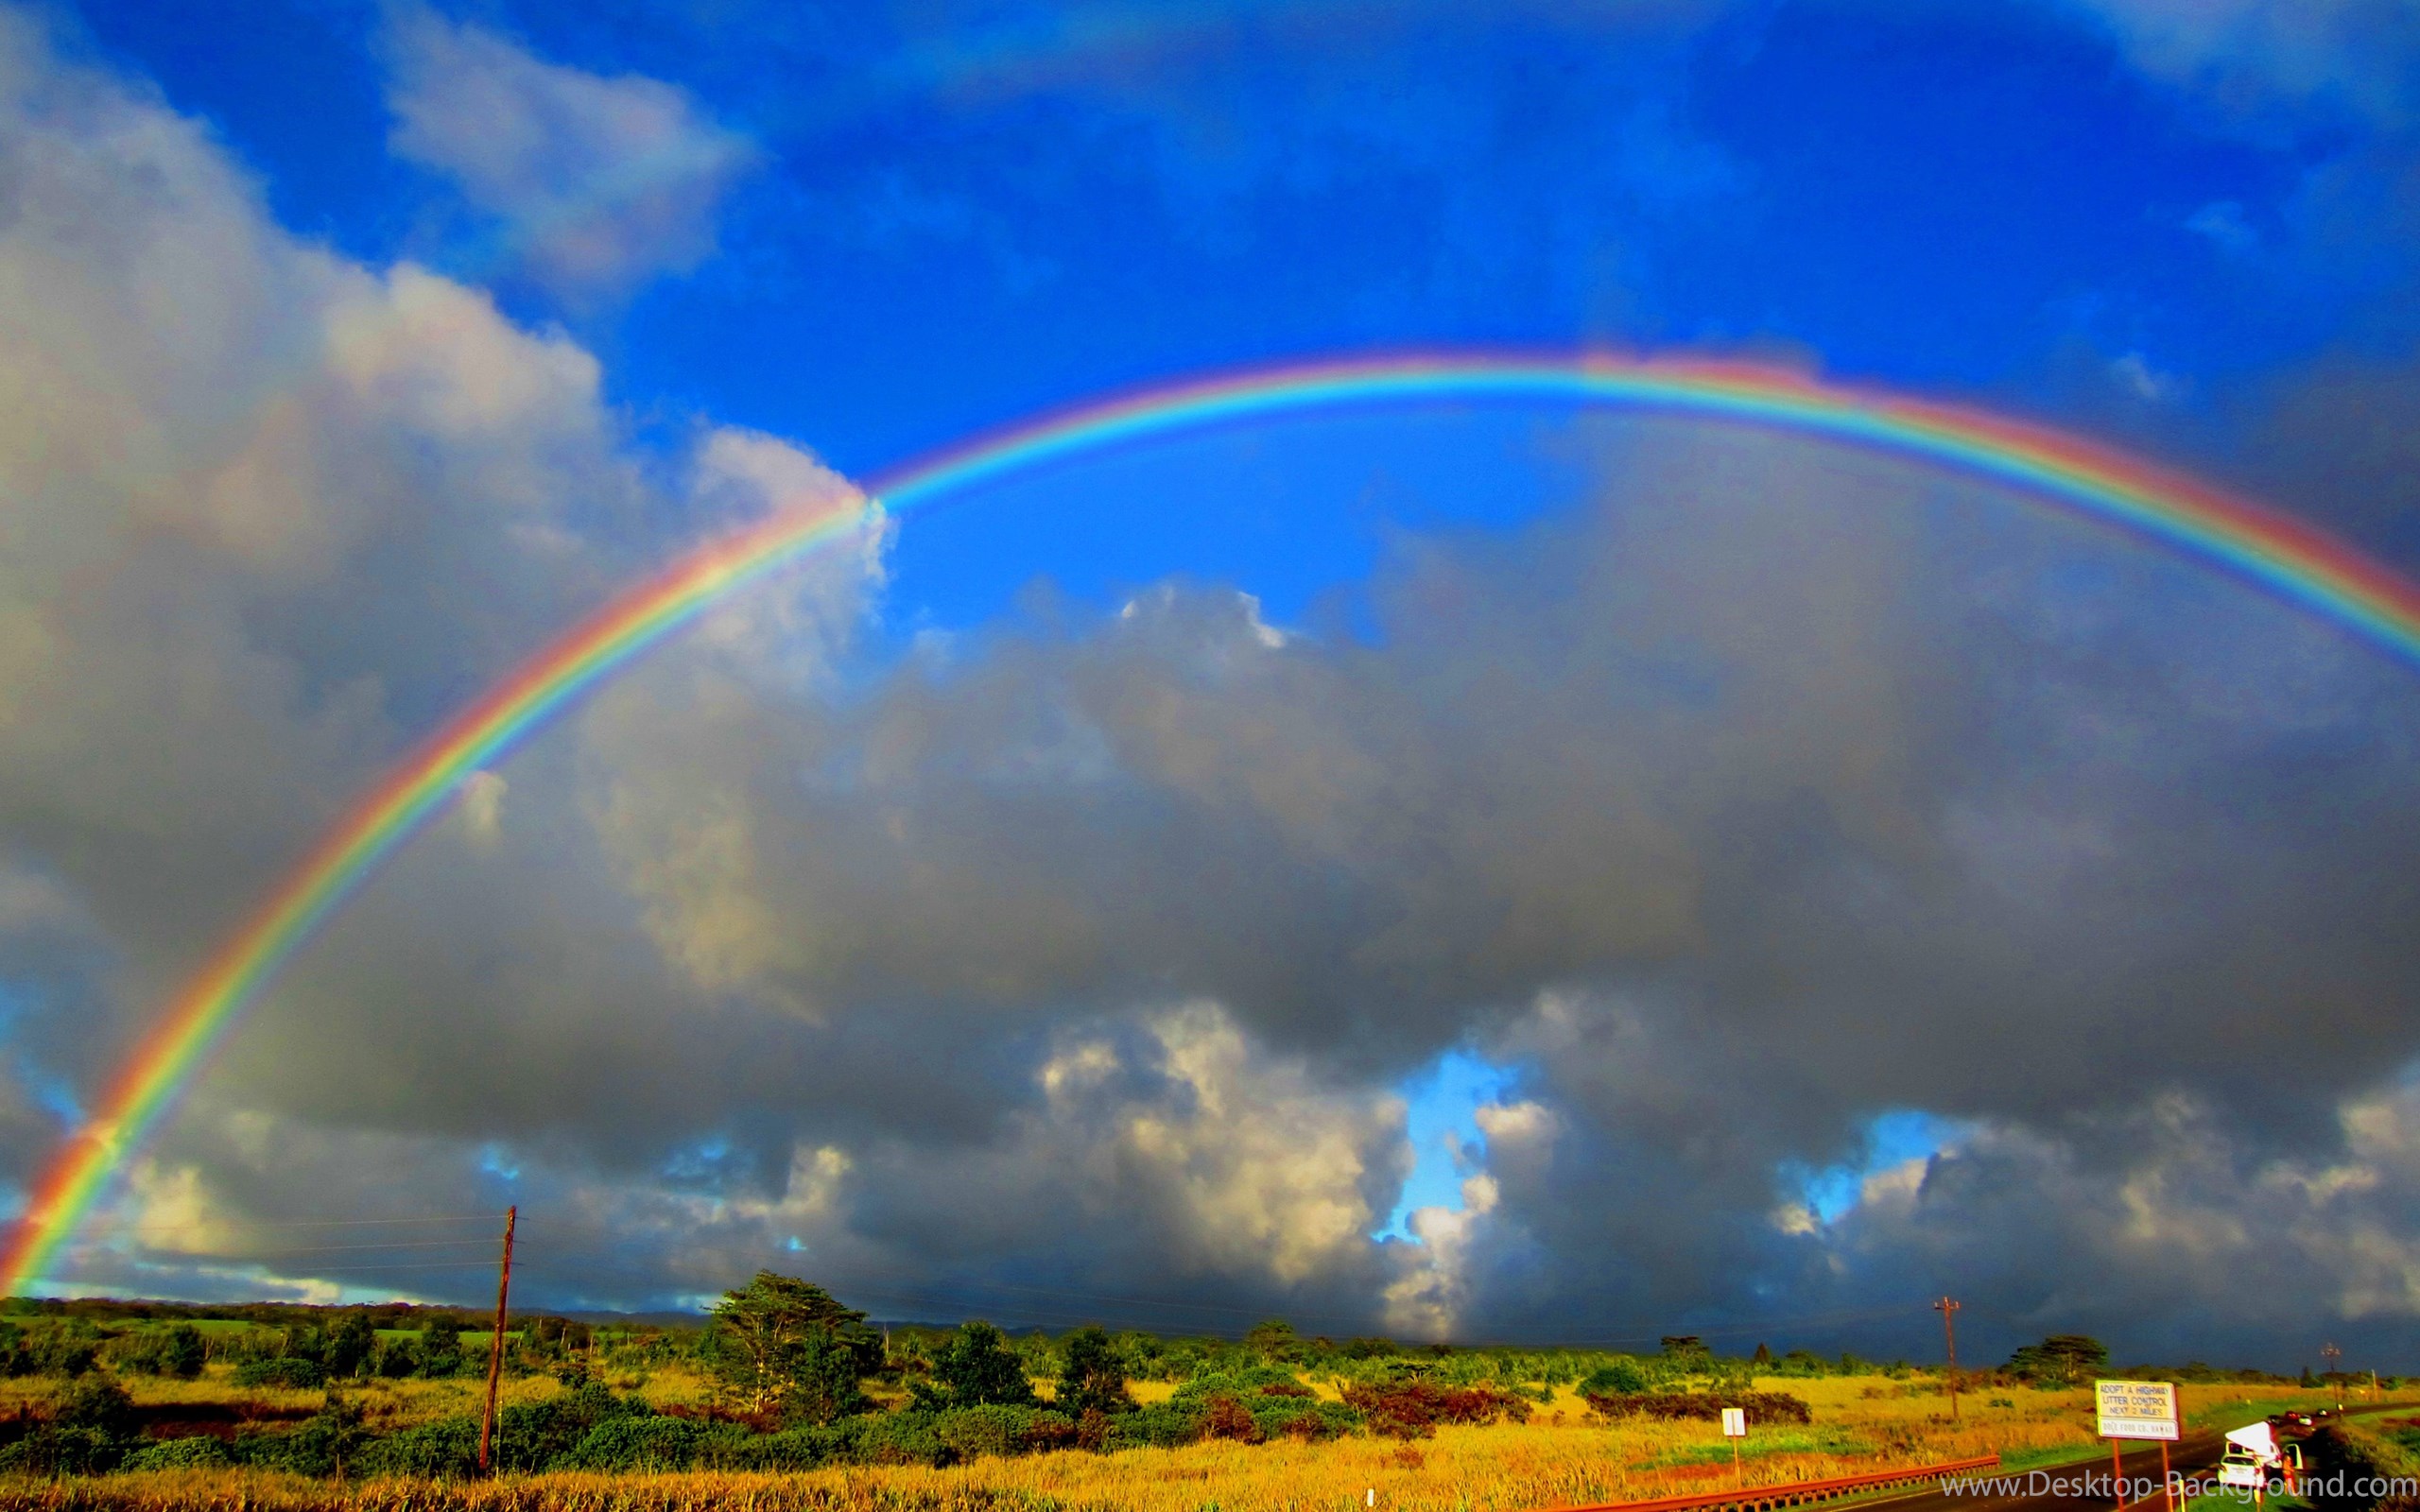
left=1848, top=1433, right=2221, bottom=1512
left=1854, top=1402, right=2407, bottom=1512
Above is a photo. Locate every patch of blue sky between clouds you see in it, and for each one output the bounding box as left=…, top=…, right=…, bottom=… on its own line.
left=0, top=986, right=87, bottom=1129
left=1788, top=1108, right=1971, bottom=1225
left=1377, top=1047, right=1512, bottom=1241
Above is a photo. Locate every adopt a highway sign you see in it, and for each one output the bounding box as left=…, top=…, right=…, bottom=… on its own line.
left=2096, top=1380, right=2179, bottom=1441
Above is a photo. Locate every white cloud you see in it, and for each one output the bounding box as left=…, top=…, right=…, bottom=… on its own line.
left=2059, top=0, right=2420, bottom=126
left=384, top=9, right=757, bottom=299
left=1064, top=1004, right=1401, bottom=1286
left=457, top=770, right=508, bottom=847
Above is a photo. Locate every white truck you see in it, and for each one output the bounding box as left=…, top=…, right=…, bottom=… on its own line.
left=2217, top=1421, right=2307, bottom=1501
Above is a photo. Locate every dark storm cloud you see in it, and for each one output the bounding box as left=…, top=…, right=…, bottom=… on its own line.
left=7, top=0, right=2420, bottom=1360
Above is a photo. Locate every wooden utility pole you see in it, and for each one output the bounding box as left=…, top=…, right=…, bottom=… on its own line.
left=477, top=1207, right=517, bottom=1473
left=2321, top=1343, right=2343, bottom=1411
left=1932, top=1297, right=1962, bottom=1421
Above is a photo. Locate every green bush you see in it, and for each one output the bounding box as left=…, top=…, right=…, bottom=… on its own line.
left=1581, top=1359, right=1650, bottom=1396
left=52, top=1378, right=136, bottom=1436
left=355, top=1416, right=482, bottom=1479
left=234, top=1357, right=327, bottom=1389
left=0, top=1426, right=124, bottom=1475
left=121, top=1436, right=234, bottom=1471
left=374, top=1339, right=422, bottom=1379
left=562, top=1415, right=703, bottom=1472
left=917, top=1322, right=1039, bottom=1411
left=700, top=1424, right=852, bottom=1471
left=237, top=1396, right=371, bottom=1477
left=491, top=1383, right=647, bottom=1473
left=1106, top=1401, right=1209, bottom=1450
left=844, top=1409, right=947, bottom=1466
left=1248, top=1397, right=1358, bottom=1442
left=933, top=1403, right=1067, bottom=1459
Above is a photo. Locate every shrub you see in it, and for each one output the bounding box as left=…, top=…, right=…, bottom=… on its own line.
left=933, top=1404, right=1063, bottom=1460
left=1202, top=1394, right=1261, bottom=1443
left=325, top=1313, right=377, bottom=1380
left=917, top=1322, right=1039, bottom=1410
left=847, top=1409, right=947, bottom=1466
left=1105, top=1402, right=1207, bottom=1451
left=492, top=1383, right=648, bottom=1473
left=356, top=1415, right=482, bottom=1478
left=374, top=1339, right=421, bottom=1378
left=51, top=1377, right=136, bottom=1436
left=1582, top=1389, right=1813, bottom=1425
left=121, top=1436, right=234, bottom=1471
left=1341, top=1381, right=1528, bottom=1439
left=700, top=1425, right=851, bottom=1471
left=1250, top=1397, right=1359, bottom=1442
left=234, top=1357, right=328, bottom=1389
left=1581, top=1359, right=1650, bottom=1396
left=563, top=1415, right=703, bottom=1472
left=1055, top=1327, right=1134, bottom=1418
left=239, top=1395, right=371, bottom=1477
left=704, top=1412, right=949, bottom=1469
left=111, top=1324, right=207, bottom=1380
left=0, top=1426, right=123, bottom=1475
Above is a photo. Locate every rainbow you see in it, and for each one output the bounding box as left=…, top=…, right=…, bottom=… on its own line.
left=11, top=351, right=2420, bottom=1296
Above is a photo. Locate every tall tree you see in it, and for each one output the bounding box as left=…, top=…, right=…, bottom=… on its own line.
left=1054, top=1325, right=1133, bottom=1418
left=708, top=1273, right=879, bottom=1419
left=2005, top=1335, right=2109, bottom=1383
left=916, top=1321, right=1038, bottom=1410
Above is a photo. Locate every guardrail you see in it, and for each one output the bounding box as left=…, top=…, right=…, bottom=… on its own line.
left=1541, top=1453, right=2004, bottom=1512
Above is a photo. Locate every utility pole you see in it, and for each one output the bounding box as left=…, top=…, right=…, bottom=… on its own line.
left=478, top=1207, right=517, bottom=1474
left=2321, top=1343, right=2342, bottom=1412
left=1933, top=1297, right=1962, bottom=1421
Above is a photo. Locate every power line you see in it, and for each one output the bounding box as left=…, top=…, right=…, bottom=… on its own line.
left=46, top=1212, right=508, bottom=1238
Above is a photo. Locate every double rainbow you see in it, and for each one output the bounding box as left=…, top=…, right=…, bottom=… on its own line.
left=10, top=352, right=2419, bottom=1296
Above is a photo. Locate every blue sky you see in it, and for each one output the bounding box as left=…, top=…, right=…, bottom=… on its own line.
left=6, top=0, right=2420, bottom=1359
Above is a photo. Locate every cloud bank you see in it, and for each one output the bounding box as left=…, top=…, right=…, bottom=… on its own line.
left=0, top=1, right=2416, bottom=1368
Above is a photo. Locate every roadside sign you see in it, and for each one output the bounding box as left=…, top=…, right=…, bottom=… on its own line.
left=2096, top=1380, right=2179, bottom=1441
left=1722, top=1407, right=1748, bottom=1437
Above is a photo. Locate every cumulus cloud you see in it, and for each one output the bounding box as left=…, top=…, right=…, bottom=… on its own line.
left=384, top=9, right=756, bottom=299
left=7, top=0, right=2420, bottom=1359
left=0, top=2, right=875, bottom=1275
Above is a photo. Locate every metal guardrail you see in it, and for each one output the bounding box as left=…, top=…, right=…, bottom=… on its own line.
left=1543, top=1452, right=2005, bottom=1512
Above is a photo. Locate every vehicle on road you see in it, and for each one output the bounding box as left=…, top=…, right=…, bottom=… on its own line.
left=2221, top=1421, right=2307, bottom=1501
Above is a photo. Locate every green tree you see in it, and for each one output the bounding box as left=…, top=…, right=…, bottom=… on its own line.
left=327, top=1311, right=378, bottom=1378
left=916, top=1321, right=1038, bottom=1409
left=1246, top=1319, right=1302, bottom=1365
left=786, top=1329, right=875, bottom=1425
left=422, top=1318, right=464, bottom=1377
left=1581, top=1357, right=1649, bottom=1396
left=160, top=1323, right=206, bottom=1380
left=707, top=1272, right=879, bottom=1419
left=1054, top=1325, right=1133, bottom=1417
left=2005, top=1335, right=2109, bottom=1384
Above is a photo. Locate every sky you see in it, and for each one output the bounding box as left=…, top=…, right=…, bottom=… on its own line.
left=3, top=0, right=2420, bottom=1369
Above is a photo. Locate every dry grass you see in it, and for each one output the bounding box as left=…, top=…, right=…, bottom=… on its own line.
left=0, top=1376, right=2376, bottom=1512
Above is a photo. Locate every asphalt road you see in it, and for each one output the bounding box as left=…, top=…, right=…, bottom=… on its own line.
left=1854, top=1403, right=2409, bottom=1512
left=1848, top=1433, right=2223, bottom=1512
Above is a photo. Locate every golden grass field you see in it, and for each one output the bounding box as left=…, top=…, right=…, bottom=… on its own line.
left=0, top=1367, right=2379, bottom=1512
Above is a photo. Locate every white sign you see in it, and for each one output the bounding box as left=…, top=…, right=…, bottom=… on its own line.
left=1721, top=1407, right=1747, bottom=1437
left=2096, top=1380, right=2179, bottom=1441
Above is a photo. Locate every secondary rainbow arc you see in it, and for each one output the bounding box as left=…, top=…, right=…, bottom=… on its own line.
left=11, top=351, right=2420, bottom=1297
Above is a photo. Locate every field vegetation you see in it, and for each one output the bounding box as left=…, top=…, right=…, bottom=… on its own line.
left=0, top=1278, right=2380, bottom=1512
